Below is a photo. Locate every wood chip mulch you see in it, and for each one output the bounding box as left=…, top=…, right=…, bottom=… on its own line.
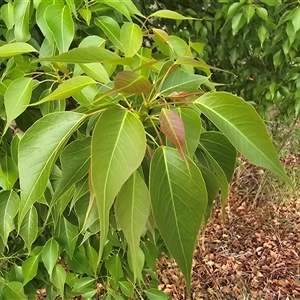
left=157, top=154, right=300, bottom=299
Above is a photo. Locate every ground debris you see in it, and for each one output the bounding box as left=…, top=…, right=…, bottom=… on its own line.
left=156, top=154, right=300, bottom=299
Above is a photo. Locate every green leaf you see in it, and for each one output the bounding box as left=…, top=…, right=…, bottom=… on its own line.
left=197, top=166, right=219, bottom=223
left=73, top=277, right=95, bottom=293
left=260, top=0, right=279, bottom=5
left=292, top=7, right=300, bottom=32
left=67, top=249, right=91, bottom=274
left=149, top=147, right=207, bottom=290
left=176, top=107, right=202, bottom=156
left=51, top=264, right=66, bottom=293
left=42, top=238, right=60, bottom=277
left=55, top=216, right=78, bottom=259
left=145, top=288, right=171, bottom=300
left=37, top=47, right=120, bottom=63
left=105, top=254, right=123, bottom=282
left=256, top=7, right=268, bottom=21
left=18, top=112, right=85, bottom=226
left=1, top=3, right=14, bottom=30
left=195, top=92, right=291, bottom=184
left=196, top=146, right=229, bottom=207
left=0, top=191, right=19, bottom=246
left=4, top=282, right=27, bottom=300
left=0, top=43, right=37, bottom=58
left=200, top=132, right=236, bottom=182
left=99, top=0, right=131, bottom=20
left=232, top=12, right=244, bottom=35
left=34, top=76, right=95, bottom=105
left=53, top=138, right=91, bottom=201
left=150, top=10, right=195, bottom=20
left=79, top=8, right=91, bottom=25
left=258, top=25, right=268, bottom=46
left=0, top=155, right=18, bottom=190
left=91, top=107, right=146, bottom=258
left=14, top=0, right=31, bottom=42
left=115, top=171, right=150, bottom=281
left=114, top=71, right=152, bottom=94
left=3, top=77, right=33, bottom=134
left=45, top=4, right=74, bottom=53
left=80, top=63, right=110, bottom=84
left=22, top=255, right=40, bottom=285
left=159, top=68, right=208, bottom=95
left=160, top=108, right=186, bottom=160
left=120, top=23, right=143, bottom=57
left=227, top=3, right=243, bottom=20
left=246, top=5, right=255, bottom=23
left=94, top=16, right=122, bottom=50
left=119, top=281, right=134, bottom=297
left=19, top=207, right=38, bottom=252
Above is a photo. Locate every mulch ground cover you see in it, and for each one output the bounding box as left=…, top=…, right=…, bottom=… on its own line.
left=157, top=154, right=300, bottom=299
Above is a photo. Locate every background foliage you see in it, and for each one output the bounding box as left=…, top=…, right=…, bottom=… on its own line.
left=137, top=0, right=300, bottom=121
left=0, top=1, right=292, bottom=299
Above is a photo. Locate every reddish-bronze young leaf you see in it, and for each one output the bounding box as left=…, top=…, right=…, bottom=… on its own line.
left=159, top=108, right=187, bottom=161
left=114, top=71, right=152, bottom=94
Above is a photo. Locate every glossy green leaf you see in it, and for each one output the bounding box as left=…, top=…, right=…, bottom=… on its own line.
left=51, top=264, right=66, bottom=293
left=120, top=23, right=143, bottom=57
left=73, top=277, right=95, bottom=293
left=105, top=254, right=123, bottom=282
left=1, top=3, right=14, bottom=30
left=53, top=138, right=91, bottom=201
left=19, top=207, right=38, bottom=251
left=22, top=255, right=40, bottom=285
left=256, top=7, right=268, bottom=21
left=198, top=166, right=219, bottom=223
left=73, top=85, right=98, bottom=107
left=34, top=76, right=95, bottom=105
left=94, top=16, right=122, bottom=50
left=18, top=112, right=85, bottom=226
left=160, top=108, right=186, bottom=160
left=80, top=63, right=110, bottom=83
left=45, top=4, right=74, bottom=53
left=0, top=155, right=18, bottom=190
left=115, top=171, right=150, bottom=281
left=145, top=288, right=171, bottom=300
left=42, top=238, right=60, bottom=277
left=14, top=0, right=31, bottom=41
left=127, top=246, right=144, bottom=282
left=195, top=92, right=291, bottom=184
left=79, top=8, right=91, bottom=25
left=67, top=249, right=91, bottom=275
left=176, top=107, right=202, bottom=156
left=200, top=132, right=236, bottom=182
left=55, top=216, right=78, bottom=258
left=99, top=0, right=131, bottom=20
left=150, top=10, right=195, bottom=20
left=114, top=71, right=152, bottom=93
left=119, top=281, right=134, bottom=297
left=227, top=3, right=243, bottom=19
left=38, top=47, right=120, bottom=63
left=159, top=68, right=208, bottom=95
left=4, top=282, right=27, bottom=300
left=0, top=43, right=37, bottom=58
left=292, top=7, right=300, bottom=32
left=4, top=77, right=32, bottom=134
left=91, top=107, right=146, bottom=258
left=196, top=146, right=229, bottom=207
left=246, top=5, right=255, bottom=23
left=0, top=191, right=19, bottom=246
left=150, top=147, right=207, bottom=289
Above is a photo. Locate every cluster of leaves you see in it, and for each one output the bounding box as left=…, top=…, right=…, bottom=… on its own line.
left=140, top=0, right=300, bottom=121
left=0, top=0, right=290, bottom=299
